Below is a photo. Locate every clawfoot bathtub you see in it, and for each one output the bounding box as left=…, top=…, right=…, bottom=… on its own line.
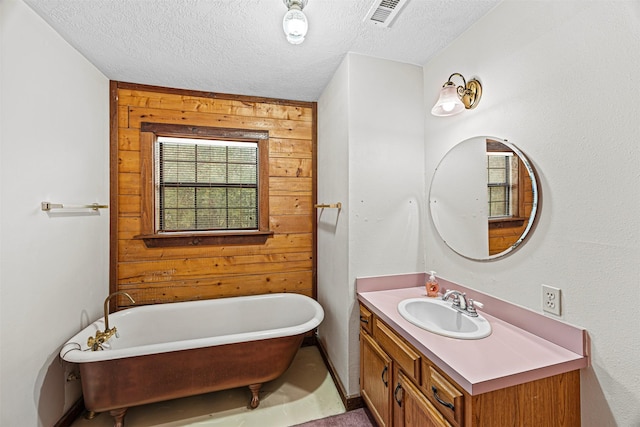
left=60, top=293, right=324, bottom=427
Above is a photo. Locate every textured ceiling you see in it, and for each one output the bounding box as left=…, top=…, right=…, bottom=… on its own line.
left=23, top=0, right=501, bottom=102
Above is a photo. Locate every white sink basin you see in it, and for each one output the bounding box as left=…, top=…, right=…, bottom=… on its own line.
left=397, top=298, right=492, bottom=340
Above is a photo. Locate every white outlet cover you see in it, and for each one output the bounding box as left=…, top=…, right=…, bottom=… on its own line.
left=542, top=284, right=561, bottom=316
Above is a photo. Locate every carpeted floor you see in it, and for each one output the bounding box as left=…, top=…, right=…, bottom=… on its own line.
left=292, top=408, right=375, bottom=427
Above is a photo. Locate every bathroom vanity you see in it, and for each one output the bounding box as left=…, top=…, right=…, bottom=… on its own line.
left=357, top=275, right=588, bottom=427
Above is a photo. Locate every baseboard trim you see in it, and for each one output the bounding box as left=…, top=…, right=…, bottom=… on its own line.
left=54, top=397, right=85, bottom=427
left=315, top=339, right=363, bottom=411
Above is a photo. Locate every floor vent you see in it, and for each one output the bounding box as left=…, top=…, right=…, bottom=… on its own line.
left=364, top=0, right=410, bottom=28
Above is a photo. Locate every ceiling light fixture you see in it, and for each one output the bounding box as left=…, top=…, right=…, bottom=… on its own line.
left=283, top=0, right=309, bottom=45
left=431, top=73, right=483, bottom=117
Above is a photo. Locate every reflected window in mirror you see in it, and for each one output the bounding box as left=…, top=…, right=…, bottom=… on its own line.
left=486, top=139, right=534, bottom=256
left=487, top=151, right=517, bottom=218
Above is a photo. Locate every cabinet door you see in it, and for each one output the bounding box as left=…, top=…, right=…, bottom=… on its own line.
left=397, top=371, right=452, bottom=427
left=361, top=331, right=393, bottom=427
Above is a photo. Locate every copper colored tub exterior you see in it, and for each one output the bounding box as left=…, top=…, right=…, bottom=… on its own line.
left=80, top=334, right=303, bottom=426
left=60, top=293, right=324, bottom=427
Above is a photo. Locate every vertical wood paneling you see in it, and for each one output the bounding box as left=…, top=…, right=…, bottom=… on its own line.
left=111, top=82, right=316, bottom=307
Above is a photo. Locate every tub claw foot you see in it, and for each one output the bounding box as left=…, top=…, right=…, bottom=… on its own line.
left=109, top=407, right=128, bottom=427
left=248, top=384, right=262, bottom=409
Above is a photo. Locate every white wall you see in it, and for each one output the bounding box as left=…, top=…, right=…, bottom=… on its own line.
left=317, top=57, right=351, bottom=394
left=0, top=0, right=109, bottom=425
left=318, top=53, right=425, bottom=396
left=423, top=1, right=640, bottom=425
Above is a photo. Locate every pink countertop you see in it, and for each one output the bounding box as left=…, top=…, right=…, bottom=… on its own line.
left=357, top=276, right=589, bottom=395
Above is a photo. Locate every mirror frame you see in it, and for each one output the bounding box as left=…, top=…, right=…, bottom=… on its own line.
left=429, top=137, right=540, bottom=261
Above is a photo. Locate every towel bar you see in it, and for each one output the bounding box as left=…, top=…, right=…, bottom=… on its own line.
left=41, top=202, right=108, bottom=211
left=314, top=202, right=342, bottom=209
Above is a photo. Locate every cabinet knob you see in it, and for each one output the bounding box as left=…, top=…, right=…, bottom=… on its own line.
left=359, top=316, right=369, bottom=324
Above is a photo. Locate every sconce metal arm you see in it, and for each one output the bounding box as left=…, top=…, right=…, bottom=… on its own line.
left=445, top=72, right=482, bottom=110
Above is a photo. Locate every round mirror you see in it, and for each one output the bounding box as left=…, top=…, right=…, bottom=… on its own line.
left=429, top=136, right=539, bottom=261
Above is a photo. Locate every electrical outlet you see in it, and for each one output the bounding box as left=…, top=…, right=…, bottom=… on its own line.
left=542, top=285, right=561, bottom=316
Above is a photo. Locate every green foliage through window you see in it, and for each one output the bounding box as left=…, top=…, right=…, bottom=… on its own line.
left=156, top=137, right=259, bottom=231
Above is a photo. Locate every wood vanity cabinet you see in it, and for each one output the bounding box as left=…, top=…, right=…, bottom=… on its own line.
left=359, top=304, right=581, bottom=427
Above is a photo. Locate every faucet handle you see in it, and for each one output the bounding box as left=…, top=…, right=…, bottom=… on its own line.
left=466, top=299, right=483, bottom=316
left=468, top=299, right=483, bottom=308
left=450, top=293, right=461, bottom=306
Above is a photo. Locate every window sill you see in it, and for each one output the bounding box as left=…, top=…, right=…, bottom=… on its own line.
left=488, top=217, right=527, bottom=229
left=135, top=230, right=274, bottom=248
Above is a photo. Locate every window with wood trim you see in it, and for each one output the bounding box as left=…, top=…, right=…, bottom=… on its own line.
left=487, top=151, right=518, bottom=218
left=137, top=123, right=272, bottom=247
left=156, top=137, right=259, bottom=231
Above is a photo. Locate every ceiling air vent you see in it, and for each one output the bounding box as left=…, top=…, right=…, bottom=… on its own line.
left=364, top=0, right=410, bottom=28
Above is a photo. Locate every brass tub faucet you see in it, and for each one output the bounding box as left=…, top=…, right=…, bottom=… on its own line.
left=88, top=291, right=135, bottom=351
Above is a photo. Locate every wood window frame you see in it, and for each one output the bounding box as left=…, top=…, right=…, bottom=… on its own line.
left=136, top=122, right=273, bottom=247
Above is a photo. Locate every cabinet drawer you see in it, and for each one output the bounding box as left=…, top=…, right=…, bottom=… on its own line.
left=374, top=319, right=421, bottom=382
left=423, top=362, right=464, bottom=426
left=359, top=304, right=373, bottom=335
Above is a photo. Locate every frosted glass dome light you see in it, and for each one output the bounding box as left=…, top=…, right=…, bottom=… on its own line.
left=283, top=0, right=308, bottom=45
left=431, top=82, right=465, bottom=116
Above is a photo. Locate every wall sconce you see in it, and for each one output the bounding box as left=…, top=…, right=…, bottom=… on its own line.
left=283, top=0, right=309, bottom=45
left=431, top=73, right=483, bottom=116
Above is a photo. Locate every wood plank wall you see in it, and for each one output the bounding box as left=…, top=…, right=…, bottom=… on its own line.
left=110, top=82, right=317, bottom=309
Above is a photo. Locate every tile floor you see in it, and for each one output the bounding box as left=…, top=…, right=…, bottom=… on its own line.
left=71, top=346, right=346, bottom=427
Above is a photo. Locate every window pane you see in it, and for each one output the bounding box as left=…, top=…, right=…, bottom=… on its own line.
left=162, top=160, right=196, bottom=183
left=197, top=209, right=227, bottom=229
left=487, top=153, right=513, bottom=218
left=488, top=187, right=509, bottom=217
left=228, top=209, right=257, bottom=229
left=487, top=155, right=505, bottom=168
left=196, top=144, right=227, bottom=162
left=196, top=188, right=227, bottom=208
left=488, top=169, right=506, bottom=184
left=490, top=202, right=507, bottom=217
left=156, top=137, right=260, bottom=232
left=163, top=143, right=195, bottom=161
left=176, top=208, right=196, bottom=230
left=229, top=146, right=257, bottom=163
left=178, top=188, right=195, bottom=207
left=196, top=162, right=227, bottom=184
left=163, top=188, right=178, bottom=208
left=163, top=208, right=178, bottom=230
left=228, top=188, right=257, bottom=208
left=228, top=164, right=257, bottom=184
left=489, top=187, right=507, bottom=202
left=162, top=188, right=195, bottom=208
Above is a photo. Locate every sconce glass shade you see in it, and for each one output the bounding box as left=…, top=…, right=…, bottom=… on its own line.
left=283, top=8, right=308, bottom=45
left=431, top=82, right=465, bottom=116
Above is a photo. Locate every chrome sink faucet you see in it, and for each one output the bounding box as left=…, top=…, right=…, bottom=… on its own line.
left=442, top=290, right=482, bottom=317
